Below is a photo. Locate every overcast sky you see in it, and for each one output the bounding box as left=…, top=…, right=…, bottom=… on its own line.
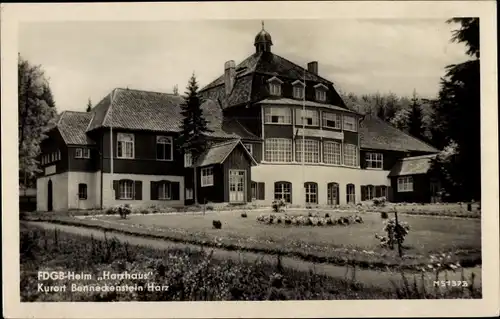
left=19, top=19, right=469, bottom=112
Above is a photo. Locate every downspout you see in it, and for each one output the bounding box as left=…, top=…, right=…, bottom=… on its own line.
left=100, top=132, right=104, bottom=210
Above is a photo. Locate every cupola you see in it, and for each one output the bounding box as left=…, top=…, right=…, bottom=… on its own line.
left=254, top=21, right=273, bottom=53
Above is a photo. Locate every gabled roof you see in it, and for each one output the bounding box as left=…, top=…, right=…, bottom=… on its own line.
left=359, top=115, right=439, bottom=153
left=194, top=139, right=257, bottom=167
left=57, top=111, right=95, bottom=145
left=388, top=154, right=437, bottom=177
left=86, top=88, right=238, bottom=139
left=221, top=119, right=261, bottom=141
left=200, top=51, right=336, bottom=110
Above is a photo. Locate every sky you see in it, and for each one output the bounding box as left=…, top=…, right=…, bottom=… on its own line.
left=18, top=19, right=470, bottom=112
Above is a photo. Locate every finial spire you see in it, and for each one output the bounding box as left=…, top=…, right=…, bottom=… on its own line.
left=261, top=20, right=265, bottom=30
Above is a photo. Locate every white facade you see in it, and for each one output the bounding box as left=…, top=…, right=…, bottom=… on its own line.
left=36, top=172, right=185, bottom=211
left=251, top=163, right=391, bottom=205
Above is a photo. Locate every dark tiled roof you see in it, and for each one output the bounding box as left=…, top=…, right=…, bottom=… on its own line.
left=256, top=97, right=357, bottom=114
left=57, top=111, right=95, bottom=145
left=222, top=119, right=261, bottom=141
left=360, top=115, right=439, bottom=153
left=200, top=52, right=334, bottom=110
left=195, top=139, right=257, bottom=167
left=388, top=154, right=437, bottom=177
left=86, top=88, right=238, bottom=139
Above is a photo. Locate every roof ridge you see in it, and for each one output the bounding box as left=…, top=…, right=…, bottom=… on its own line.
left=57, top=111, right=66, bottom=125
left=269, top=52, right=332, bottom=84
left=115, top=87, right=181, bottom=96
left=401, top=154, right=437, bottom=161
left=211, top=138, right=241, bottom=148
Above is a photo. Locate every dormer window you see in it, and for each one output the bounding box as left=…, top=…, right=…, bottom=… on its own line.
left=314, top=83, right=328, bottom=102
left=267, top=76, right=283, bottom=96
left=292, top=80, right=305, bottom=99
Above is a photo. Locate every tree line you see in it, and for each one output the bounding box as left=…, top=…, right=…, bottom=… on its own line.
left=18, top=18, right=480, bottom=202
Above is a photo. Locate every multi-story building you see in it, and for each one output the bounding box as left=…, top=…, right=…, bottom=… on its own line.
left=36, top=25, right=439, bottom=211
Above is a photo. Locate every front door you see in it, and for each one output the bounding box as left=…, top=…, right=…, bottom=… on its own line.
left=229, top=170, right=246, bottom=203
left=47, top=179, right=53, bottom=211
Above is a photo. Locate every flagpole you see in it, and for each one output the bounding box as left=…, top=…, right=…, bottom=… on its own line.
left=110, top=89, right=114, bottom=194
left=302, top=69, right=306, bottom=206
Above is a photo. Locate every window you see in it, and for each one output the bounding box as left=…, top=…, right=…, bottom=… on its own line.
left=75, top=148, right=83, bottom=158
left=366, top=185, right=375, bottom=200
left=158, top=182, right=171, bottom=200
left=315, top=89, right=327, bottom=102
left=117, top=133, right=134, bottom=159
left=293, top=85, right=305, bottom=99
left=264, top=107, right=292, bottom=124
left=78, top=183, right=87, bottom=200
left=57, top=150, right=61, bottom=161
left=365, top=152, right=383, bottom=169
left=295, top=109, right=319, bottom=126
left=346, top=184, right=356, bottom=204
left=295, top=139, right=320, bottom=163
left=274, top=181, right=292, bottom=203
left=323, top=141, right=341, bottom=165
left=243, top=143, right=253, bottom=155
left=83, top=148, right=90, bottom=159
left=269, top=83, right=281, bottom=96
left=156, top=136, right=173, bottom=161
left=343, top=144, right=358, bottom=167
left=397, top=176, right=414, bottom=192
left=327, top=182, right=339, bottom=205
left=265, top=138, right=292, bottom=162
left=375, top=185, right=388, bottom=198
left=251, top=182, right=257, bottom=200
left=304, top=182, right=318, bottom=204
left=322, top=112, right=341, bottom=129
left=119, top=180, right=134, bottom=199
left=184, top=152, right=192, bottom=167
left=186, top=188, right=193, bottom=200
left=343, top=115, right=357, bottom=132
left=201, top=167, right=214, bottom=187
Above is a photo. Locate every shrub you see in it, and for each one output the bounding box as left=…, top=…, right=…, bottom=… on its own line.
left=376, top=218, right=410, bottom=249
left=285, top=219, right=291, bottom=225
left=105, top=207, right=115, bottom=215
left=212, top=220, right=222, bottom=229
left=241, top=212, right=248, bottom=218
left=272, top=199, right=286, bottom=212
left=118, top=204, right=132, bottom=219
left=205, top=205, right=214, bottom=211
left=355, top=215, right=363, bottom=223
left=372, top=196, right=387, bottom=207
left=324, top=213, right=330, bottom=218
left=380, top=211, right=389, bottom=219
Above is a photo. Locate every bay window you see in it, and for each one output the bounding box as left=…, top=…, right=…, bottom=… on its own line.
left=343, top=115, right=357, bottom=132
left=343, top=143, right=358, bottom=167
left=265, top=138, right=293, bottom=162
left=295, top=109, right=319, bottom=126
left=264, top=107, right=292, bottom=124
left=295, top=139, right=320, bottom=163
left=322, top=112, right=341, bottom=129
left=323, top=141, right=341, bottom=165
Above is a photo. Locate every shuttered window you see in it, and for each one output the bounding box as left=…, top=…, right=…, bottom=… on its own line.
left=113, top=180, right=142, bottom=200
left=150, top=180, right=180, bottom=200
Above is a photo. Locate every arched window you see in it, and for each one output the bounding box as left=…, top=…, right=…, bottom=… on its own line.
left=304, top=182, right=318, bottom=204
left=367, top=185, right=375, bottom=200
left=327, top=182, right=339, bottom=205
left=346, top=184, right=355, bottom=204
left=274, top=181, right=292, bottom=203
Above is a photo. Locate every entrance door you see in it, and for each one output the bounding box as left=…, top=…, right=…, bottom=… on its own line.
left=229, top=170, right=246, bottom=203
left=327, top=182, right=339, bottom=205
left=47, top=179, right=53, bottom=211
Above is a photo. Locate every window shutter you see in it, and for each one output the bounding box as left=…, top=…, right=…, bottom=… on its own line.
left=171, top=181, right=180, bottom=200
left=388, top=186, right=393, bottom=201
left=134, top=181, right=142, bottom=200
left=257, top=182, right=265, bottom=200
left=361, top=185, right=367, bottom=201
left=113, top=180, right=119, bottom=199
left=150, top=181, right=157, bottom=200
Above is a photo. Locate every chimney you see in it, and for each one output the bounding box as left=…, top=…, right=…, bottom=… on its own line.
left=307, top=61, right=318, bottom=75
left=224, top=60, right=236, bottom=95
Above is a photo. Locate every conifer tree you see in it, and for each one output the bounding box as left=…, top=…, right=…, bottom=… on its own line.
left=177, top=73, right=213, bottom=204
left=407, top=90, right=424, bottom=139
left=86, top=98, right=92, bottom=112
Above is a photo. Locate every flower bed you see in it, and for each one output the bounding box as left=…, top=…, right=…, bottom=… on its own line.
left=256, top=212, right=363, bottom=226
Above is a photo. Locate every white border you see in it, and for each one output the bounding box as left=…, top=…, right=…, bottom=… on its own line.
left=2, top=1, right=498, bottom=318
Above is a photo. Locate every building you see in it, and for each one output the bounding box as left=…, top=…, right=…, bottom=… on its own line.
left=36, top=25, right=439, bottom=211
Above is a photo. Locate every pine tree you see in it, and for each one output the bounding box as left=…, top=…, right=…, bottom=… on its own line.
left=18, top=55, right=57, bottom=186
left=86, top=98, right=92, bottom=112
left=177, top=73, right=213, bottom=204
left=407, top=90, right=424, bottom=139
left=173, top=84, right=179, bottom=96
left=430, top=18, right=480, bottom=201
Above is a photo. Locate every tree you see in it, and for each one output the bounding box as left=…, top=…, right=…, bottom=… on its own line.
left=407, top=90, right=424, bottom=139
left=18, top=55, right=57, bottom=186
left=86, top=98, right=92, bottom=112
left=173, top=84, right=179, bottom=96
left=429, top=18, right=480, bottom=201
left=177, top=73, right=213, bottom=204
left=390, top=107, right=410, bottom=132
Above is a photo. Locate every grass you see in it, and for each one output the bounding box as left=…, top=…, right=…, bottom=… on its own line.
left=20, top=223, right=481, bottom=301
left=29, top=208, right=481, bottom=271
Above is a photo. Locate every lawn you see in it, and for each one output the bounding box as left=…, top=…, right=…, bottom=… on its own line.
left=77, top=208, right=481, bottom=270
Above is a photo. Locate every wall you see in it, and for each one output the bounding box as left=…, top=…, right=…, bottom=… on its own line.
left=67, top=172, right=100, bottom=209
left=390, top=174, right=430, bottom=203
left=251, top=163, right=390, bottom=205
left=196, top=165, right=225, bottom=204
left=36, top=173, right=69, bottom=211
left=223, top=145, right=253, bottom=202
left=102, top=173, right=184, bottom=208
